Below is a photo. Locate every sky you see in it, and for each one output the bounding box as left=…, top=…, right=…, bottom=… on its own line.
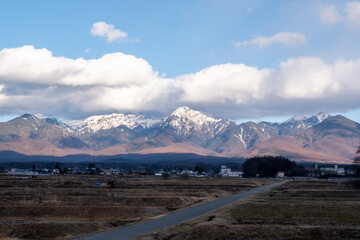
left=0, top=0, right=360, bottom=123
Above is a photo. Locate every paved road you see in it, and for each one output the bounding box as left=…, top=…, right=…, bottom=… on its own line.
left=76, top=180, right=287, bottom=240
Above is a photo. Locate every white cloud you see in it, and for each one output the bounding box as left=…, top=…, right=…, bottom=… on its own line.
left=90, top=21, right=128, bottom=43
left=0, top=45, right=155, bottom=87
left=0, top=46, right=171, bottom=118
left=178, top=57, right=360, bottom=102
left=177, top=63, right=272, bottom=104
left=232, top=32, right=306, bottom=48
left=174, top=57, right=360, bottom=118
left=345, top=1, right=360, bottom=28
left=1, top=45, right=360, bottom=120
left=320, top=2, right=360, bottom=29
left=277, top=57, right=339, bottom=98
left=319, top=5, right=343, bottom=25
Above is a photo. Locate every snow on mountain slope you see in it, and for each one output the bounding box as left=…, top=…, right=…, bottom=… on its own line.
left=313, top=112, right=331, bottom=122
left=64, top=113, right=159, bottom=135
left=1, top=108, right=357, bottom=163
left=159, top=106, right=232, bottom=137
left=283, top=112, right=330, bottom=124
left=278, top=112, right=330, bottom=135
left=206, top=121, right=279, bottom=155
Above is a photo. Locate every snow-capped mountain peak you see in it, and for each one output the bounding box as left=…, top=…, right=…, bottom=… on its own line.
left=64, top=113, right=159, bottom=135
left=278, top=112, right=331, bottom=135
left=162, top=106, right=230, bottom=138
left=284, top=112, right=330, bottom=124
left=313, top=112, right=330, bottom=122
left=169, top=106, right=222, bottom=123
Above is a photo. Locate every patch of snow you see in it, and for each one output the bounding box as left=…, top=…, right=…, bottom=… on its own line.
left=314, top=112, right=330, bottom=122
left=31, top=123, right=38, bottom=131
left=234, top=127, right=246, bottom=148
left=34, top=113, right=48, bottom=119
left=284, top=112, right=330, bottom=124
left=64, top=113, right=159, bottom=135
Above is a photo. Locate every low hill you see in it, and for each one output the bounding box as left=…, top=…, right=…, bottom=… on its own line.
left=0, top=114, right=89, bottom=155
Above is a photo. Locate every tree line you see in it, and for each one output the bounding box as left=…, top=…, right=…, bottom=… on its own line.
left=242, top=156, right=307, bottom=177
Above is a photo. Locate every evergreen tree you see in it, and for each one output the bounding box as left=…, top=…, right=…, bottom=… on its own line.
left=55, top=162, right=62, bottom=173
left=242, top=156, right=304, bottom=177
left=355, top=145, right=360, bottom=164
left=354, top=144, right=360, bottom=179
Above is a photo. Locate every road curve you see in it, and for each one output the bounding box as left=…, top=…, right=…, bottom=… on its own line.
left=76, top=180, right=287, bottom=240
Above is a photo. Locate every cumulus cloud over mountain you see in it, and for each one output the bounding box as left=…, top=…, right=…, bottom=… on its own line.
left=0, top=45, right=360, bottom=120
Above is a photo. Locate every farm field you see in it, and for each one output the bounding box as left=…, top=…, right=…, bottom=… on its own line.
left=0, top=175, right=274, bottom=239
left=140, top=180, right=360, bottom=240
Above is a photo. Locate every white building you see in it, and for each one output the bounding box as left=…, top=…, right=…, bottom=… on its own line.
left=181, top=170, right=198, bottom=177
left=277, top=171, right=285, bottom=178
left=220, top=165, right=243, bottom=177
left=320, top=165, right=345, bottom=176
left=103, top=169, right=117, bottom=175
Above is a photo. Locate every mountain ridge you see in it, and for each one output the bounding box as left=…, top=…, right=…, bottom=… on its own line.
left=64, top=113, right=159, bottom=135
left=0, top=107, right=358, bottom=164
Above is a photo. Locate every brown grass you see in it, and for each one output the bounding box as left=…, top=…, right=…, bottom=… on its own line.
left=0, top=175, right=271, bottom=239
left=141, top=180, right=360, bottom=240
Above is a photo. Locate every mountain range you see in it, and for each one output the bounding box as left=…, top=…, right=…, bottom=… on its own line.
left=0, top=106, right=359, bottom=164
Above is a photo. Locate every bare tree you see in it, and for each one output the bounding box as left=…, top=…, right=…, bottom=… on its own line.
left=161, top=172, right=170, bottom=180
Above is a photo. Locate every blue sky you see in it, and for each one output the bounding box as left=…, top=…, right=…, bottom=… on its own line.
left=0, top=0, right=360, bottom=123
left=3, top=0, right=358, bottom=76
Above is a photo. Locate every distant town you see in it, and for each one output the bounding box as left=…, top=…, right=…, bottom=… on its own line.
left=2, top=162, right=357, bottom=179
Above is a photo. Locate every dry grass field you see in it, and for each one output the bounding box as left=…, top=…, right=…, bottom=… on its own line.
left=0, top=174, right=273, bottom=240
left=141, top=180, right=360, bottom=240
